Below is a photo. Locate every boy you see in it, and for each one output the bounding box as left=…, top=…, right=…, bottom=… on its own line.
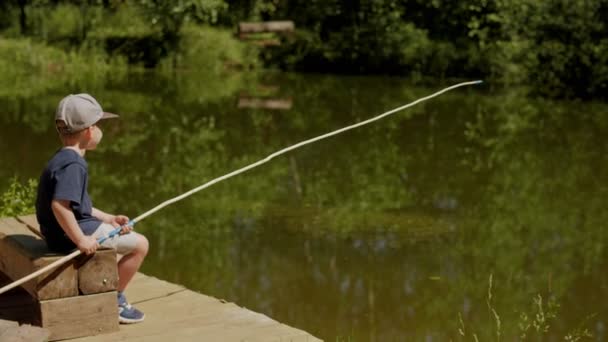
left=35, top=94, right=148, bottom=324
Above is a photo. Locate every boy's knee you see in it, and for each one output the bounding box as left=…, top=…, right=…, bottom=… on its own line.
left=136, top=234, right=149, bottom=256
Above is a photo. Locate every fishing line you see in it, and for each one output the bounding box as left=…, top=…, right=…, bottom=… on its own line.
left=0, top=80, right=482, bottom=295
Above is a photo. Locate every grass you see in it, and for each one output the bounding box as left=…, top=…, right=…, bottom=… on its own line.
left=456, top=274, right=593, bottom=341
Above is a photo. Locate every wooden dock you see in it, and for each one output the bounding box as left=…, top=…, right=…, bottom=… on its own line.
left=71, top=272, right=321, bottom=342
left=0, top=215, right=322, bottom=341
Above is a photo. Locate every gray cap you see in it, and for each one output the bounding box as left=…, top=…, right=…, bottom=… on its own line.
left=55, top=94, right=118, bottom=134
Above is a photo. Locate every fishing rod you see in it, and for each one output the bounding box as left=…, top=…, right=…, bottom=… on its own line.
left=0, top=80, right=482, bottom=295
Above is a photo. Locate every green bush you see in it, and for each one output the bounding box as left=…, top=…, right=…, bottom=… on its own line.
left=0, top=37, right=127, bottom=98
left=38, top=4, right=84, bottom=43
left=0, top=37, right=125, bottom=73
left=228, top=0, right=608, bottom=99
left=0, top=177, right=37, bottom=217
left=262, top=2, right=431, bottom=75
left=85, top=3, right=166, bottom=67
left=20, top=3, right=105, bottom=47
left=159, top=24, right=259, bottom=72
left=481, top=0, right=608, bottom=99
left=88, top=4, right=152, bottom=39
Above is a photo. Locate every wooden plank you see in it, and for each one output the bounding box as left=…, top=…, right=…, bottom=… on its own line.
left=237, top=96, right=293, bottom=110
left=130, top=291, right=236, bottom=322
left=77, top=248, right=118, bottom=295
left=122, top=274, right=188, bottom=304
left=40, top=291, right=118, bottom=341
left=2, top=273, right=118, bottom=341
left=119, top=286, right=318, bottom=340
left=238, top=21, right=295, bottom=34
left=0, top=318, right=19, bottom=333
left=17, top=215, right=119, bottom=295
left=0, top=217, right=40, bottom=240
left=67, top=273, right=322, bottom=342
left=16, top=215, right=43, bottom=238
left=0, top=218, right=78, bottom=300
left=0, top=322, right=51, bottom=342
left=31, top=257, right=78, bottom=301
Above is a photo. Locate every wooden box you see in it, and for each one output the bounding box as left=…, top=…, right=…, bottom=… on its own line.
left=0, top=216, right=119, bottom=340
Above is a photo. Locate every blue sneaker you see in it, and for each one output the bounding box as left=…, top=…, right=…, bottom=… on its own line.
left=117, top=292, right=145, bottom=324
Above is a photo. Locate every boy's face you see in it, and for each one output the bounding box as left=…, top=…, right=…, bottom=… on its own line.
left=85, top=124, right=103, bottom=150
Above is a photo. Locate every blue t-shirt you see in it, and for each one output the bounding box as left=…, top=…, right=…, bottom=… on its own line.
left=36, top=148, right=102, bottom=252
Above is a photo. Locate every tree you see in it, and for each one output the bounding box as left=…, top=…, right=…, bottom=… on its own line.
left=136, top=0, right=226, bottom=43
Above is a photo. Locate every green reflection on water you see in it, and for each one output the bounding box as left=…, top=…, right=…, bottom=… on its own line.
left=1, top=70, right=607, bottom=340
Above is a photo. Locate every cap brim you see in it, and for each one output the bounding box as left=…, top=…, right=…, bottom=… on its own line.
left=101, top=112, right=119, bottom=120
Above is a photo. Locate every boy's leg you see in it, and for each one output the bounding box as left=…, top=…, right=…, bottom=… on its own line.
left=117, top=234, right=149, bottom=291
left=93, top=223, right=148, bottom=323
left=93, top=225, right=149, bottom=290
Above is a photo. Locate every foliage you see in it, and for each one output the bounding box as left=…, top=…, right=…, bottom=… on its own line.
left=478, top=0, right=608, bottom=99
left=137, top=0, right=226, bottom=34
left=226, top=0, right=608, bottom=99
left=88, top=3, right=153, bottom=39
left=135, top=0, right=228, bottom=56
left=0, top=37, right=127, bottom=99
left=0, top=177, right=37, bottom=217
left=0, top=1, right=239, bottom=69
left=159, top=24, right=259, bottom=71
left=1, top=0, right=606, bottom=99
left=247, top=1, right=433, bottom=76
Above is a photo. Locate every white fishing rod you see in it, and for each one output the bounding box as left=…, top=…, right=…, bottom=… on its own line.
left=0, top=80, right=482, bottom=295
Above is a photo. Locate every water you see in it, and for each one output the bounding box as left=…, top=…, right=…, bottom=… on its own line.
left=1, top=71, right=607, bottom=340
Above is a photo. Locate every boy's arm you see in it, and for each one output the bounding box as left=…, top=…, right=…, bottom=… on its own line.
left=51, top=200, right=98, bottom=255
left=92, top=207, right=133, bottom=234
left=92, top=207, right=114, bottom=224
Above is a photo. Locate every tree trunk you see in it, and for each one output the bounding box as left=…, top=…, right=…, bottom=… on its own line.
left=18, top=0, right=27, bottom=35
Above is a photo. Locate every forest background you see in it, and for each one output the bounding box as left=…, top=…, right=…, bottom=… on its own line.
left=1, top=0, right=607, bottom=100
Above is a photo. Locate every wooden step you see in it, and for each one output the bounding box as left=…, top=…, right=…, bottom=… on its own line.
left=0, top=215, right=121, bottom=340
left=17, top=215, right=119, bottom=295
left=0, top=271, right=119, bottom=341
left=0, top=217, right=78, bottom=300
left=0, top=216, right=118, bottom=299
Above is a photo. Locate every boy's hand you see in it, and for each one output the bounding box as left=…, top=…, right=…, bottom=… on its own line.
left=111, top=215, right=133, bottom=235
left=77, top=236, right=99, bottom=255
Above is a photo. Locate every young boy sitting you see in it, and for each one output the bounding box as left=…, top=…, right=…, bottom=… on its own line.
left=35, top=94, right=148, bottom=324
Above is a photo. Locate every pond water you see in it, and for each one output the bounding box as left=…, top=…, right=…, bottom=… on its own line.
left=1, top=70, right=607, bottom=340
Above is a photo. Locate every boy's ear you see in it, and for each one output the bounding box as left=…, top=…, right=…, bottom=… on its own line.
left=83, top=126, right=93, bottom=139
